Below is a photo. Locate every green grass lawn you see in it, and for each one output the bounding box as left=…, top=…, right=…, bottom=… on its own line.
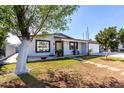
left=0, top=56, right=100, bottom=74
left=0, top=56, right=99, bottom=85
left=0, top=58, right=82, bottom=85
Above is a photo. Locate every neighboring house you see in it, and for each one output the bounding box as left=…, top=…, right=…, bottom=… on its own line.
left=27, top=33, right=100, bottom=58
left=5, top=43, right=17, bottom=57
left=118, top=44, right=124, bottom=51
left=0, top=43, right=17, bottom=61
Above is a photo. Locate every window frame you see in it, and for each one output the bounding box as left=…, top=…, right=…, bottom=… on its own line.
left=122, top=44, right=124, bottom=48
left=76, top=42, right=78, bottom=49
left=35, top=40, right=50, bottom=53
left=69, top=42, right=78, bottom=50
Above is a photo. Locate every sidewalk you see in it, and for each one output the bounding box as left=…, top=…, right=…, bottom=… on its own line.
left=1, top=53, right=18, bottom=64
left=92, top=52, right=124, bottom=59
left=109, top=53, right=124, bottom=58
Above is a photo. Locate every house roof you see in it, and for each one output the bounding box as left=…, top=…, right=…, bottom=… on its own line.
left=53, top=33, right=98, bottom=44
left=19, top=32, right=98, bottom=44
left=53, top=33, right=87, bottom=43
left=88, top=40, right=98, bottom=44
left=53, top=33, right=74, bottom=39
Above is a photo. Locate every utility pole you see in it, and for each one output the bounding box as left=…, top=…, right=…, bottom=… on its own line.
left=82, top=32, right=84, bottom=40
left=86, top=27, right=89, bottom=40
left=86, top=27, right=90, bottom=55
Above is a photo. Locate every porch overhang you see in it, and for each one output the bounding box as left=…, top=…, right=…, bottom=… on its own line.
left=59, top=38, right=87, bottom=43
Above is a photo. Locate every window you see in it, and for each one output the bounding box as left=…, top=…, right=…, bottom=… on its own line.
left=69, top=42, right=78, bottom=50
left=123, top=44, right=124, bottom=48
left=36, top=40, right=50, bottom=53
left=69, top=42, right=75, bottom=50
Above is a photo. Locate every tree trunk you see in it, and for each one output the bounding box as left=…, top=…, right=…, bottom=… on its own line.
left=15, top=39, right=31, bottom=74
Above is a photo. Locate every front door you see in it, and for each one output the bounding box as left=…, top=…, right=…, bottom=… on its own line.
left=55, top=41, right=63, bottom=57
left=69, top=42, right=78, bottom=55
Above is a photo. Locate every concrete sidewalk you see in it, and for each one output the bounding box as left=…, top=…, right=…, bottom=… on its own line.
left=109, top=53, right=124, bottom=58
left=1, top=53, right=18, bottom=64
left=92, top=52, right=124, bottom=59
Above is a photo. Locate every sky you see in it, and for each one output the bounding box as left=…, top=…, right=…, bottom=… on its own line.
left=63, top=5, right=124, bottom=40
left=7, top=5, right=124, bottom=44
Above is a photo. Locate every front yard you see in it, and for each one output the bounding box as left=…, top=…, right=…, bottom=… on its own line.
left=1, top=56, right=124, bottom=88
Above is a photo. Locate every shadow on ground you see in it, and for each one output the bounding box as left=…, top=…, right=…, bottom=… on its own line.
left=28, top=57, right=72, bottom=63
left=17, top=74, right=58, bottom=88
left=0, top=64, right=11, bottom=75
left=28, top=55, right=103, bottom=63
left=73, top=55, right=103, bottom=61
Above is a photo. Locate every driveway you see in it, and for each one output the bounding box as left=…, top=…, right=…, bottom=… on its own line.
left=1, top=53, right=18, bottom=64
left=92, top=52, right=124, bottom=58
left=109, top=53, right=124, bottom=58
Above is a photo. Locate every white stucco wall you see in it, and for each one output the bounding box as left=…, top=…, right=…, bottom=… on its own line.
left=78, top=42, right=82, bottom=54
left=81, top=43, right=87, bottom=55
left=63, top=42, right=85, bottom=55
left=28, top=35, right=55, bottom=56
left=63, top=41, right=72, bottom=55
left=28, top=35, right=89, bottom=56
left=89, top=44, right=99, bottom=54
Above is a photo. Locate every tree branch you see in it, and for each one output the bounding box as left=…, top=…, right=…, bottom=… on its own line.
left=25, top=9, right=35, bottom=29
left=32, top=6, right=52, bottom=38
left=22, top=5, right=29, bottom=16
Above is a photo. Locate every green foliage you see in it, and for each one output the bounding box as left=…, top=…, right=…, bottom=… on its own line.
left=110, top=40, right=119, bottom=52
left=0, top=6, right=11, bottom=57
left=37, top=31, right=49, bottom=38
left=55, top=49, right=63, bottom=57
left=88, top=48, right=93, bottom=56
left=95, top=26, right=119, bottom=51
left=0, top=30, right=8, bottom=57
left=118, top=28, right=124, bottom=44
left=0, top=5, right=79, bottom=40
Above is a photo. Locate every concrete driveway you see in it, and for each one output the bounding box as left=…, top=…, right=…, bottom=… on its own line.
left=109, top=53, right=124, bottom=58
left=1, top=53, right=18, bottom=65
left=92, top=52, right=124, bottom=58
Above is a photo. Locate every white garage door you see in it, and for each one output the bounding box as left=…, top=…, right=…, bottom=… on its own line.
left=89, top=44, right=99, bottom=54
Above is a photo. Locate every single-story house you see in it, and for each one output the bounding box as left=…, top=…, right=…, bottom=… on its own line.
left=27, top=33, right=99, bottom=59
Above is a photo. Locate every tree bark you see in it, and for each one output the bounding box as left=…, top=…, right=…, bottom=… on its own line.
left=15, top=39, right=31, bottom=74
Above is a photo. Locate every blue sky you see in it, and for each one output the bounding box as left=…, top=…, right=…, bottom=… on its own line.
left=63, top=5, right=124, bottom=40
left=8, top=5, right=124, bottom=44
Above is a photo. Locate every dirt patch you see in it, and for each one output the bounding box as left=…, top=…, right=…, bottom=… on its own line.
left=0, top=70, right=13, bottom=76
left=40, top=69, right=83, bottom=88
left=72, top=63, right=124, bottom=87
left=0, top=69, right=82, bottom=88
left=41, top=69, right=124, bottom=88
left=1, top=68, right=124, bottom=88
left=94, top=58, right=124, bottom=72
left=0, top=79, right=27, bottom=88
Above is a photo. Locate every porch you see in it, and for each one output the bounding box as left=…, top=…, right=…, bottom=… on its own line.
left=27, top=54, right=83, bottom=62
left=54, top=38, right=88, bottom=57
